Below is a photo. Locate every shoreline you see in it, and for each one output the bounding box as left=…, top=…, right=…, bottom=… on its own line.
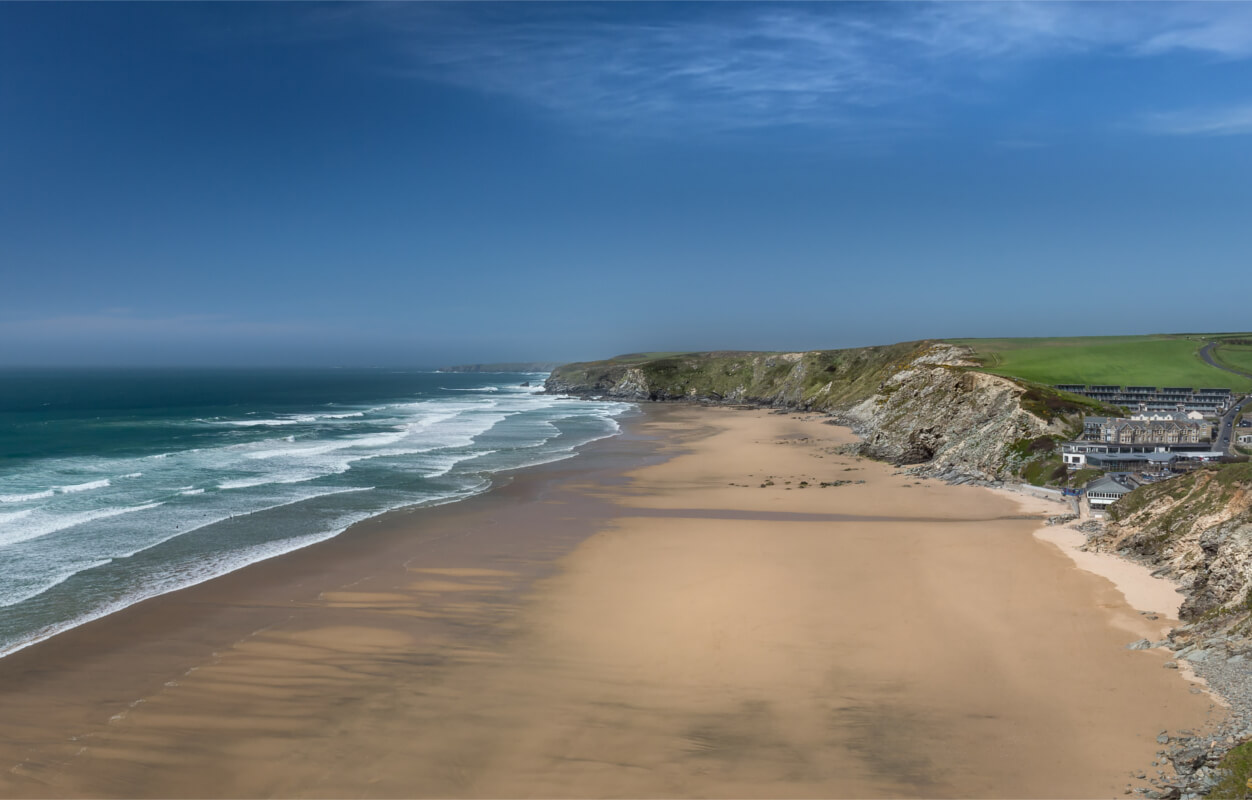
left=0, top=404, right=639, bottom=663
left=0, top=406, right=669, bottom=796
left=0, top=404, right=1222, bottom=797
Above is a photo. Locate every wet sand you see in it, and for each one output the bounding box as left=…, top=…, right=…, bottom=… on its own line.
left=0, top=405, right=1218, bottom=798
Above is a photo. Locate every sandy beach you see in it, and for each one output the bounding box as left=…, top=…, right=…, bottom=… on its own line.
left=0, top=405, right=1219, bottom=798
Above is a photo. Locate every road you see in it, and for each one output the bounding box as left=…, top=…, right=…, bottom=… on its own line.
left=1215, top=394, right=1250, bottom=455
left=1199, top=341, right=1252, bottom=455
left=1199, top=341, right=1252, bottom=379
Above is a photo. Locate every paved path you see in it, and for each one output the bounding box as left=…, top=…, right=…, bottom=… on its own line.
left=1200, top=342, right=1251, bottom=454
left=1199, top=341, right=1252, bottom=379
left=1216, top=395, right=1250, bottom=454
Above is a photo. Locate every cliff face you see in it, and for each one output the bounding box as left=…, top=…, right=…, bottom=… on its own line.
left=1098, top=464, right=1252, bottom=622
left=546, top=342, right=1083, bottom=480
left=838, top=357, right=1070, bottom=480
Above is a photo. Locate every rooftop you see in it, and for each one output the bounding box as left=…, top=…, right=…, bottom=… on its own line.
left=1086, top=475, right=1137, bottom=495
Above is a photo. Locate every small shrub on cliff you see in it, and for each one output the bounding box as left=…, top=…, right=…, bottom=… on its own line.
left=1029, top=436, right=1058, bottom=453
left=1018, top=384, right=1115, bottom=423
left=1023, top=455, right=1064, bottom=486
left=1209, top=740, right=1252, bottom=799
left=1067, top=467, right=1102, bottom=487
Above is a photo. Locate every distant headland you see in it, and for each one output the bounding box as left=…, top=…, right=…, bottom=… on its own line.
left=436, top=361, right=560, bottom=373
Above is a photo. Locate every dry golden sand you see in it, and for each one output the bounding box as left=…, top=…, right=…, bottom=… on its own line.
left=0, top=406, right=1219, bottom=798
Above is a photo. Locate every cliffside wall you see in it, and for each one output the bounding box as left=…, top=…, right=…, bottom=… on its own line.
left=837, top=355, right=1071, bottom=480
left=546, top=342, right=1087, bottom=481
left=1097, top=464, right=1252, bottom=623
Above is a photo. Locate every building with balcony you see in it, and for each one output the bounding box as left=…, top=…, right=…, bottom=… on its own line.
left=1055, top=385, right=1233, bottom=415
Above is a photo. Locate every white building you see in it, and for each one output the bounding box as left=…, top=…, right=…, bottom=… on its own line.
left=1130, top=409, right=1207, bottom=422
left=1086, top=475, right=1139, bottom=509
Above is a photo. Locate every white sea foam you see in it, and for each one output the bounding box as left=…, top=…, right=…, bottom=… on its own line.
left=0, top=490, right=55, bottom=503
left=115, top=486, right=376, bottom=560
left=217, top=459, right=352, bottom=489
left=0, top=389, right=634, bottom=662
left=208, top=410, right=368, bottom=427
left=244, top=429, right=409, bottom=461
left=0, top=509, right=34, bottom=525
left=2, top=478, right=117, bottom=504
left=218, top=476, right=286, bottom=490
left=421, top=450, right=499, bottom=479
left=0, top=522, right=367, bottom=660
left=57, top=479, right=111, bottom=494
left=0, top=558, right=113, bottom=609
left=211, top=418, right=303, bottom=427
left=0, top=502, right=164, bottom=548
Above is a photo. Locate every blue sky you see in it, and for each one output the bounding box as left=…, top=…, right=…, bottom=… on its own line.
left=2, top=2, right=1250, bottom=366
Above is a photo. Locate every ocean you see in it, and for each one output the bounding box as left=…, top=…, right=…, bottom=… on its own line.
left=0, top=368, right=631, bottom=658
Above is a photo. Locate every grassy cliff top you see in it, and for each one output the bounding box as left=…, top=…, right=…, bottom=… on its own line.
left=1110, top=461, right=1252, bottom=524
left=550, top=340, right=940, bottom=409
left=946, top=333, right=1252, bottom=391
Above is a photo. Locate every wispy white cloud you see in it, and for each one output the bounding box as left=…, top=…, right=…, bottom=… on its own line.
left=1137, top=8, right=1252, bottom=59
left=1141, top=104, right=1252, bottom=137
left=383, top=8, right=906, bottom=133
left=334, top=3, right=1252, bottom=136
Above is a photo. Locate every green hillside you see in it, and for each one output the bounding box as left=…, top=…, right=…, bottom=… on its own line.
left=947, top=334, right=1252, bottom=391
left=1214, top=343, right=1252, bottom=376
left=548, top=342, right=930, bottom=409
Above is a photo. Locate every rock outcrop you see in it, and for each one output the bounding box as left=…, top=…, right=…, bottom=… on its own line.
left=837, top=358, right=1070, bottom=480
left=1095, top=464, right=1252, bottom=623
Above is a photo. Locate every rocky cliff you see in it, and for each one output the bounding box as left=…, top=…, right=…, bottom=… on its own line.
left=1081, top=464, right=1252, bottom=796
left=546, top=342, right=1097, bottom=481
left=1098, top=464, right=1252, bottom=623
left=837, top=352, right=1074, bottom=480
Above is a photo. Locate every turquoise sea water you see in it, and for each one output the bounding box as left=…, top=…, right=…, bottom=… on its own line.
left=0, top=369, right=630, bottom=657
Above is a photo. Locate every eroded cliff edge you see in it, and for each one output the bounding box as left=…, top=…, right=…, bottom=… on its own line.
left=1098, top=464, right=1252, bottom=624
left=545, top=341, right=1097, bottom=482
left=1078, top=464, right=1252, bottom=796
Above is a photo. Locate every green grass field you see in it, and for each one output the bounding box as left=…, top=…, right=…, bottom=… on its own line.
left=946, top=334, right=1252, bottom=391
left=1213, top=344, right=1252, bottom=377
